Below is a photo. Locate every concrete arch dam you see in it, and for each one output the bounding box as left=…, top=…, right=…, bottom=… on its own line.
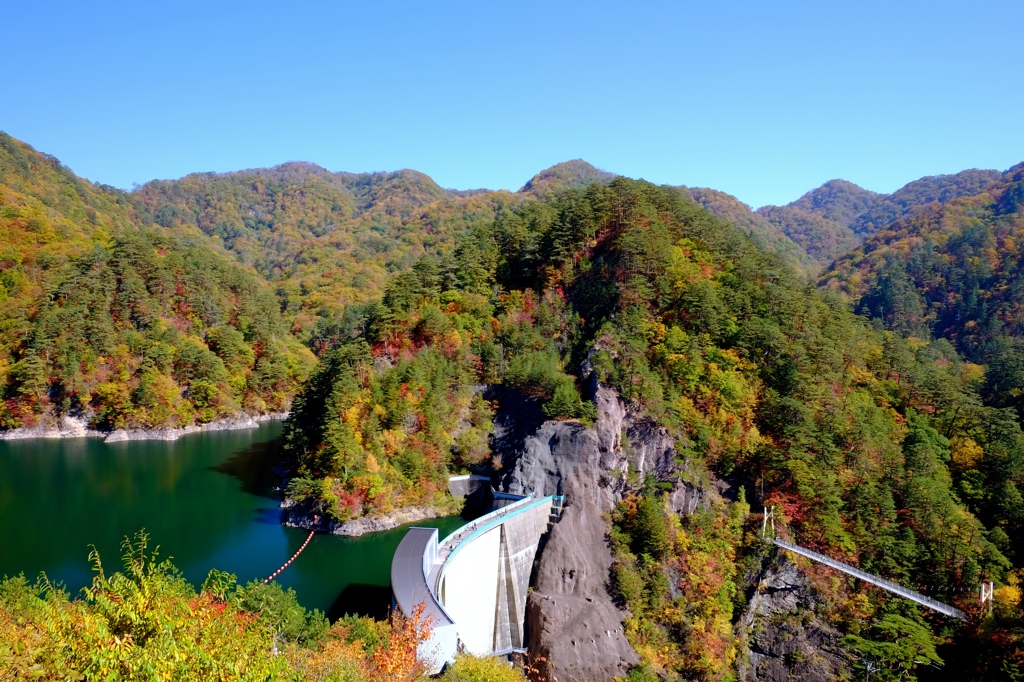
left=391, top=494, right=562, bottom=673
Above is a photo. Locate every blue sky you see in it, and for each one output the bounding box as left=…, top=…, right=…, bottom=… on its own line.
left=3, top=0, right=1022, bottom=208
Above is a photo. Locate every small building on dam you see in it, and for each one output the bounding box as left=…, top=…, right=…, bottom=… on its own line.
left=390, top=481, right=563, bottom=672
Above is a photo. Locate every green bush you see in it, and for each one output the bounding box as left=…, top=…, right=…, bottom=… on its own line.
left=439, top=654, right=527, bottom=681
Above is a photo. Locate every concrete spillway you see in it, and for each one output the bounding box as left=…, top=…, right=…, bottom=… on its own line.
left=391, top=494, right=560, bottom=672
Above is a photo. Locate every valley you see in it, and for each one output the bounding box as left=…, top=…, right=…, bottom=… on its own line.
left=1, top=131, right=1023, bottom=680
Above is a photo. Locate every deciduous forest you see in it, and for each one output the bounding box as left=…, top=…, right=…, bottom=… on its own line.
left=1, top=131, right=1022, bottom=680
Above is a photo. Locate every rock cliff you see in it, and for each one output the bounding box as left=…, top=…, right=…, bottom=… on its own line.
left=0, top=412, right=287, bottom=442
left=736, top=556, right=853, bottom=682
left=282, top=504, right=444, bottom=537
left=493, top=385, right=716, bottom=681
left=0, top=415, right=102, bottom=440
left=104, top=412, right=287, bottom=442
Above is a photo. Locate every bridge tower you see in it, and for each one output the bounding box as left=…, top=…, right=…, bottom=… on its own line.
left=980, top=581, right=995, bottom=615
left=761, top=505, right=776, bottom=539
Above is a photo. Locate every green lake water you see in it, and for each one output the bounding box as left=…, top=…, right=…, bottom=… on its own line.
left=0, top=421, right=464, bottom=617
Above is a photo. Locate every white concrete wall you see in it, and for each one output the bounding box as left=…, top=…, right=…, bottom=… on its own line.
left=419, top=623, right=459, bottom=673
left=439, top=525, right=501, bottom=654
left=494, top=501, right=551, bottom=651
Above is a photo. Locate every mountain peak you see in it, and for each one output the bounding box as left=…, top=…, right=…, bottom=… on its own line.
left=785, top=179, right=880, bottom=226
left=520, top=159, right=616, bottom=194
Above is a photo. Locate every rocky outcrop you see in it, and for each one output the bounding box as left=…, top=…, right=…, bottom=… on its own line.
left=0, top=411, right=288, bottom=443
left=737, top=557, right=853, bottom=682
left=524, top=426, right=640, bottom=681
left=283, top=504, right=442, bottom=537
left=0, top=415, right=103, bottom=440
left=493, top=385, right=717, bottom=681
left=104, top=412, right=287, bottom=443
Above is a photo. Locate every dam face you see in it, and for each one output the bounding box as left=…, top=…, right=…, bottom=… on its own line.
left=391, top=494, right=561, bottom=672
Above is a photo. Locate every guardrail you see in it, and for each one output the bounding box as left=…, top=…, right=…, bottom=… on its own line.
left=434, top=494, right=536, bottom=563
left=434, top=495, right=556, bottom=590
left=773, top=538, right=967, bottom=620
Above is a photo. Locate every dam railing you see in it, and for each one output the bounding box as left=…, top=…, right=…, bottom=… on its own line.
left=430, top=494, right=555, bottom=592
left=392, top=491, right=563, bottom=672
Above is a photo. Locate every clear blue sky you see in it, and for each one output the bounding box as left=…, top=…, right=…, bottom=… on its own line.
left=3, top=0, right=1022, bottom=208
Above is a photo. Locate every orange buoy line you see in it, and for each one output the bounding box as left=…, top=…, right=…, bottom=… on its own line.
left=262, top=529, right=316, bottom=584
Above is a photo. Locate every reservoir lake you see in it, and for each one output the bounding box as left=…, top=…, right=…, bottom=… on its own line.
left=0, top=420, right=464, bottom=617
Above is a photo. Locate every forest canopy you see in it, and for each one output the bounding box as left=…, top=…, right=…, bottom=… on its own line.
left=2, top=129, right=1023, bottom=679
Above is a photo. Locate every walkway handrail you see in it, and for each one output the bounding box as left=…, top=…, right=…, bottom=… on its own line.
left=435, top=495, right=535, bottom=558
left=433, top=495, right=556, bottom=596
left=773, top=538, right=967, bottom=620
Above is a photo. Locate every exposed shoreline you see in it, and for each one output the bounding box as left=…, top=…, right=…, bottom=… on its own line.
left=0, top=412, right=288, bottom=443
left=282, top=504, right=447, bottom=537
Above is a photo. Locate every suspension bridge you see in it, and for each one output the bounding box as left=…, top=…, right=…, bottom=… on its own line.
left=763, top=507, right=992, bottom=621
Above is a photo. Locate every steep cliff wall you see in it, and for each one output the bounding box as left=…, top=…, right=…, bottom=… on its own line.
left=490, top=384, right=857, bottom=681
left=736, top=556, right=854, bottom=682
left=492, top=386, right=717, bottom=681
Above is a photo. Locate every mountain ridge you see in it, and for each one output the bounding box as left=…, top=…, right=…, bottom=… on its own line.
left=3, top=130, right=1024, bottom=679
left=757, top=166, right=1012, bottom=265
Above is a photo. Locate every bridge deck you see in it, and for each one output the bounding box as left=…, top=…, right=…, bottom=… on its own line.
left=773, top=538, right=967, bottom=620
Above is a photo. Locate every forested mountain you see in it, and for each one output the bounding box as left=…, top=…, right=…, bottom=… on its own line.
left=132, top=163, right=504, bottom=318
left=757, top=203, right=858, bottom=265
left=519, top=159, right=617, bottom=195
left=807, top=161, right=1024, bottom=680
left=0, top=133, right=314, bottom=430
left=788, top=178, right=881, bottom=227
left=821, top=163, right=1024, bottom=391
left=282, top=177, right=1024, bottom=679
left=848, top=168, right=1004, bottom=236
left=758, top=169, right=1006, bottom=266
left=3, top=130, right=1024, bottom=679
left=685, top=187, right=820, bottom=275
left=134, top=162, right=618, bottom=331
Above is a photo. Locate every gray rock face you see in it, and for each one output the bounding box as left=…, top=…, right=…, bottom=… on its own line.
left=524, top=423, right=640, bottom=682
left=104, top=412, right=287, bottom=442
left=492, top=385, right=716, bottom=681
left=283, top=504, right=441, bottom=537
left=0, top=412, right=287, bottom=442
left=0, top=415, right=102, bottom=440
left=501, top=420, right=584, bottom=498
left=738, top=558, right=853, bottom=682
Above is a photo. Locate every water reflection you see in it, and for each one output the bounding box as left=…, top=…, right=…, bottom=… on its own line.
left=210, top=434, right=286, bottom=499
left=0, top=424, right=465, bottom=615
left=328, top=584, right=393, bottom=621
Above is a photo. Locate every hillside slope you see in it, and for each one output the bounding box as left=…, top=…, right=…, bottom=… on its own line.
left=0, top=133, right=314, bottom=430
left=757, top=203, right=858, bottom=265
left=759, top=170, right=1006, bottom=266
left=788, top=178, right=880, bottom=227
left=520, top=159, right=617, bottom=195
left=685, top=187, right=819, bottom=276
left=284, top=176, right=1022, bottom=679
left=4, top=130, right=1023, bottom=678
left=820, top=163, right=1024, bottom=358
left=132, top=162, right=529, bottom=332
